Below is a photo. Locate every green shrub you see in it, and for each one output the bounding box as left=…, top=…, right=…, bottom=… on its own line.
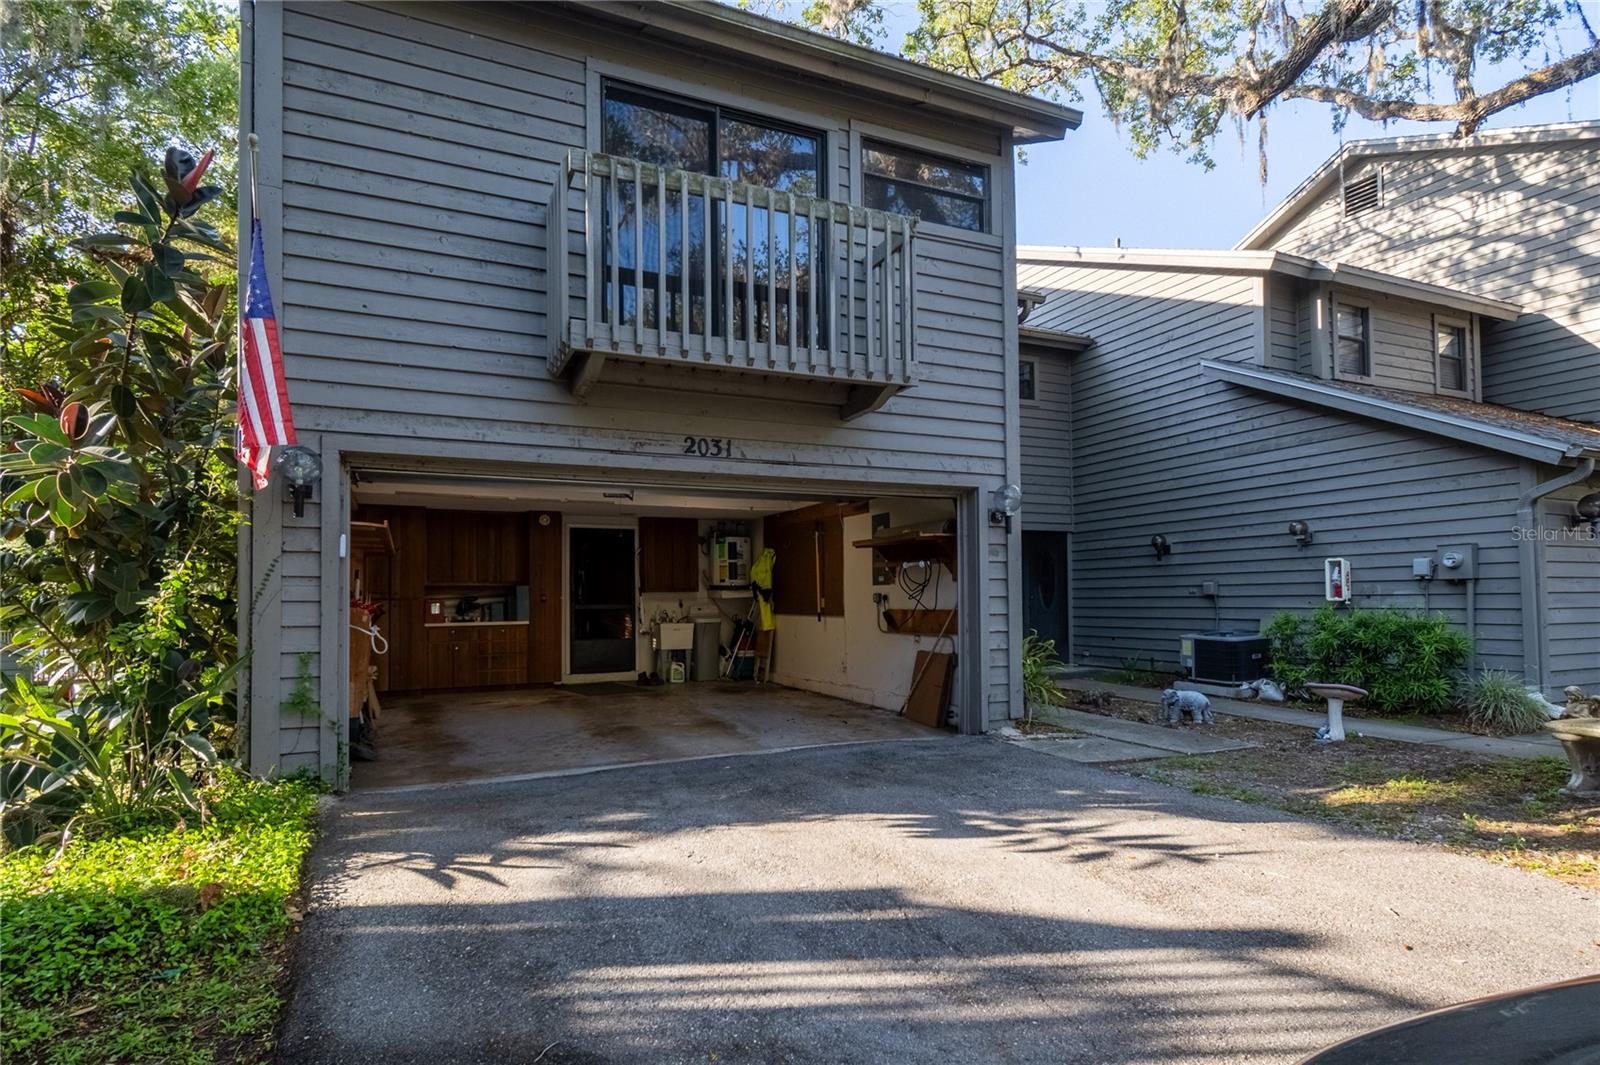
left=1461, top=670, right=1549, bottom=736
left=0, top=770, right=321, bottom=1064
left=1021, top=631, right=1066, bottom=721
left=1263, top=606, right=1473, bottom=716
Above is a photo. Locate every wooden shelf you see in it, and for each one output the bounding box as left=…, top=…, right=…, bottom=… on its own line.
left=852, top=530, right=956, bottom=574
left=351, top=520, right=396, bottom=557
left=882, top=608, right=957, bottom=636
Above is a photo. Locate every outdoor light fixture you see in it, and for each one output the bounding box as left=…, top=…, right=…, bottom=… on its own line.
left=1151, top=534, right=1171, bottom=560
left=1575, top=492, right=1600, bottom=530
left=276, top=445, right=322, bottom=518
left=1288, top=519, right=1314, bottom=546
left=989, top=483, right=1023, bottom=532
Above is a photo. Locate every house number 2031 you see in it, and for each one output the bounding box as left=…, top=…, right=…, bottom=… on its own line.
left=683, top=436, right=736, bottom=458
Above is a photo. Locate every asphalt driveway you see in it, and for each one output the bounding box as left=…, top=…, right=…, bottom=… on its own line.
left=279, top=738, right=1599, bottom=1064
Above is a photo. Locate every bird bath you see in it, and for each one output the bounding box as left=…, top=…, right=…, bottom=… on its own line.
left=1305, top=682, right=1367, bottom=742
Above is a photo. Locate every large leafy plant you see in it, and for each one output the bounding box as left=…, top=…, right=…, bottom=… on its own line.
left=1264, top=606, right=1474, bottom=716
left=0, top=148, right=237, bottom=847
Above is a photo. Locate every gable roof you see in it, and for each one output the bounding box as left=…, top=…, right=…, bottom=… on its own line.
left=1236, top=120, right=1600, bottom=251
left=1016, top=246, right=1522, bottom=321
left=562, top=2, right=1082, bottom=143
left=1202, top=361, right=1600, bottom=465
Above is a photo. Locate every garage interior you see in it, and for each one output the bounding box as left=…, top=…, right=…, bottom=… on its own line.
left=346, top=470, right=964, bottom=787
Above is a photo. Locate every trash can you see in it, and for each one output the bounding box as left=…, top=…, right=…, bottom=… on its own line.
left=693, top=620, right=722, bottom=681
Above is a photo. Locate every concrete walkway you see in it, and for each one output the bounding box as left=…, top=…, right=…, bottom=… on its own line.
left=1056, top=678, right=1563, bottom=760
left=1006, top=708, right=1256, bottom=764
left=279, top=740, right=1599, bottom=1065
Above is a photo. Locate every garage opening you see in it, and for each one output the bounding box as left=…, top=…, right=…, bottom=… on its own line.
left=345, top=469, right=965, bottom=788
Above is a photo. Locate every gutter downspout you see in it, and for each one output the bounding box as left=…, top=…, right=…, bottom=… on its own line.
left=1517, top=457, right=1596, bottom=693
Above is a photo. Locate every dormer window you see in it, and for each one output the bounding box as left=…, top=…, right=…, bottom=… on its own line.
left=1334, top=303, right=1371, bottom=377
left=1435, top=316, right=1470, bottom=394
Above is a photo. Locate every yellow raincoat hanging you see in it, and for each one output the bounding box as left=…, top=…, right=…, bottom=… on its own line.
left=750, top=548, right=777, bottom=630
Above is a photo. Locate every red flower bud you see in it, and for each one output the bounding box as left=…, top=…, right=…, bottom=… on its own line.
left=59, top=402, right=89, bottom=441
left=182, top=149, right=215, bottom=194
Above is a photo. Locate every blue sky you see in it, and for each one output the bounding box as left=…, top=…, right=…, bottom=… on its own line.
left=834, top=2, right=1600, bottom=250
left=1015, top=84, right=1599, bottom=250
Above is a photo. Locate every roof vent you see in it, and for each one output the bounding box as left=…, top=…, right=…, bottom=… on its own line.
left=1342, top=171, right=1382, bottom=217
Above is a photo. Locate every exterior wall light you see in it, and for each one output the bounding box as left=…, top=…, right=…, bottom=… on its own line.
left=1150, top=534, right=1171, bottom=560
left=989, top=483, right=1022, bottom=532
left=1288, top=519, right=1314, bottom=546
left=1574, top=492, right=1600, bottom=530
left=276, top=445, right=322, bottom=518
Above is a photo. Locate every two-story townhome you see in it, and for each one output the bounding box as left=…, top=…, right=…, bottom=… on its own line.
left=1015, top=124, right=1600, bottom=699
left=238, top=1, right=1079, bottom=783
left=1239, top=121, right=1600, bottom=425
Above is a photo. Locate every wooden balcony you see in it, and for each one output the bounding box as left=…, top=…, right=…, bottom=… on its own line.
left=548, top=151, right=917, bottom=419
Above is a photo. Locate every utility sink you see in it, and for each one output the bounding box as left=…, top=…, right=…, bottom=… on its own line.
left=656, top=622, right=695, bottom=651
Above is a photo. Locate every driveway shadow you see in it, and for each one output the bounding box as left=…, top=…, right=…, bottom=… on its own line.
left=278, top=738, right=1595, bottom=1064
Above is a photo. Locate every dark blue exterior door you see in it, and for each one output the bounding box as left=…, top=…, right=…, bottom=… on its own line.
left=1022, top=531, right=1069, bottom=653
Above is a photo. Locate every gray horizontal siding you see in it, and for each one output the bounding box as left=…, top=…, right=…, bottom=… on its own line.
left=260, top=0, right=1024, bottom=774
left=1261, top=141, right=1600, bottom=423
left=1264, top=275, right=1300, bottom=373
left=1540, top=480, right=1600, bottom=692
left=1019, top=262, right=1529, bottom=674
left=1020, top=350, right=1072, bottom=531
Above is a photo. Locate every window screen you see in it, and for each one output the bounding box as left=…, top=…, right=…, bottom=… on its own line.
left=1335, top=304, right=1370, bottom=376
left=862, top=139, right=988, bottom=232
left=1019, top=359, right=1037, bottom=401
left=1436, top=320, right=1467, bottom=392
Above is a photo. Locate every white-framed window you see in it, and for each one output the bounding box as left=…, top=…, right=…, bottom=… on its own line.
left=1334, top=302, right=1371, bottom=378
left=1018, top=358, right=1037, bottom=402
left=861, top=138, right=989, bottom=233
left=1434, top=314, right=1471, bottom=395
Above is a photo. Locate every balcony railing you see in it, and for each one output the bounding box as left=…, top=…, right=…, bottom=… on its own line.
left=549, top=151, right=917, bottom=417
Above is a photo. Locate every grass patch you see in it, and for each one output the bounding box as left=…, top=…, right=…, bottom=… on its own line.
left=1, top=771, right=322, bottom=1064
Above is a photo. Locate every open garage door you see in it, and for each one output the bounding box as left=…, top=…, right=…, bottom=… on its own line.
left=342, top=465, right=979, bottom=788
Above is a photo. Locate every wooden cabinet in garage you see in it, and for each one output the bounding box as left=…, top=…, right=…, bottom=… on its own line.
left=425, top=511, right=529, bottom=585
left=638, top=517, right=699, bottom=593
left=424, top=625, right=529, bottom=689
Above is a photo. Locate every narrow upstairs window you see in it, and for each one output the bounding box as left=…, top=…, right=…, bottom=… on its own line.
left=1435, top=317, right=1468, bottom=393
left=1335, top=303, right=1371, bottom=377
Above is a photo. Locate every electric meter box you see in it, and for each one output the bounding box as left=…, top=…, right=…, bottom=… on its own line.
left=1436, top=543, right=1478, bottom=580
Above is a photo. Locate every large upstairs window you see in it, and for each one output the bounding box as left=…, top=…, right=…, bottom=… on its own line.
left=600, top=82, right=825, bottom=345
left=862, top=139, right=988, bottom=232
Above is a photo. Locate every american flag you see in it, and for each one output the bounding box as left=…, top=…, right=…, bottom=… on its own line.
left=237, top=218, right=296, bottom=489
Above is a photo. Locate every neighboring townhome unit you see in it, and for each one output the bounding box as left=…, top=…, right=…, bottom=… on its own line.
left=1016, top=245, right=1600, bottom=698
left=239, top=1, right=1079, bottom=783
left=1238, top=121, right=1600, bottom=425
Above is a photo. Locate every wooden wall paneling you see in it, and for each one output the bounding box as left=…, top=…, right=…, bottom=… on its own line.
left=639, top=516, right=698, bottom=593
